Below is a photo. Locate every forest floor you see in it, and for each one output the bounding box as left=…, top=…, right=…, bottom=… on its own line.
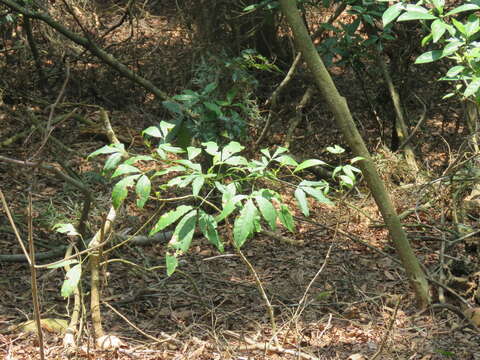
left=1, top=1, right=480, bottom=359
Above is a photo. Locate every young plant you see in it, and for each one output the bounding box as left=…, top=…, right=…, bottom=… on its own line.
left=88, top=121, right=361, bottom=276
left=383, top=0, right=480, bottom=100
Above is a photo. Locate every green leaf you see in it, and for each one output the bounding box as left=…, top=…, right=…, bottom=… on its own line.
left=124, top=155, right=155, bottom=165
left=452, top=18, right=467, bottom=36
left=103, top=152, right=123, bottom=173
left=202, top=141, right=219, bottom=156
left=221, top=141, right=244, bottom=160
left=61, top=264, right=81, bottom=298
left=175, top=159, right=202, bottom=172
left=224, top=156, right=249, bottom=166
left=187, top=146, right=202, bottom=160
left=47, top=259, right=78, bottom=269
left=135, top=175, right=151, bottom=208
left=204, top=101, right=222, bottom=116
left=158, top=143, right=185, bottom=154
left=112, top=174, right=140, bottom=208
left=198, top=211, right=224, bottom=252
left=431, top=19, right=447, bottom=42
left=53, top=223, right=80, bottom=236
left=275, top=155, right=299, bottom=167
left=464, top=79, right=480, bottom=97
left=166, top=254, right=178, bottom=276
left=446, top=65, right=465, bottom=77
left=465, top=14, right=480, bottom=37
left=294, top=159, right=327, bottom=173
left=169, top=210, right=197, bottom=252
left=216, top=194, right=247, bottom=222
left=326, top=145, right=345, bottom=154
left=446, top=3, right=480, bottom=16
left=382, top=3, right=404, bottom=27
left=192, top=175, right=205, bottom=196
left=431, top=0, right=445, bottom=12
left=340, top=174, right=355, bottom=188
left=442, top=40, right=462, bottom=56
left=294, top=188, right=309, bottom=216
left=112, top=164, right=140, bottom=178
left=278, top=204, right=295, bottom=233
left=233, top=199, right=257, bottom=248
left=255, top=196, right=277, bottom=230
left=142, top=126, right=162, bottom=138
left=303, top=186, right=334, bottom=205
left=414, top=50, right=443, bottom=64
left=150, top=205, right=193, bottom=235
left=203, top=82, right=217, bottom=94
left=162, top=101, right=182, bottom=115
left=88, top=144, right=124, bottom=159
left=397, top=11, right=437, bottom=21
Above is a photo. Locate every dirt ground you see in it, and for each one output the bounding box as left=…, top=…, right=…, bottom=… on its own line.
left=1, top=1, right=480, bottom=359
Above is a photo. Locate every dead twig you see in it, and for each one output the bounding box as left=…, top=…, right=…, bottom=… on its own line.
left=224, top=330, right=320, bottom=360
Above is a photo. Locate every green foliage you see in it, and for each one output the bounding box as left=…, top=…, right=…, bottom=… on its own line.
left=163, top=50, right=277, bottom=145
left=88, top=122, right=362, bottom=276
left=383, top=1, right=480, bottom=100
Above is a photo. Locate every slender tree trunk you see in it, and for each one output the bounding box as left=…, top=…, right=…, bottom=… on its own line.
left=278, top=0, right=430, bottom=308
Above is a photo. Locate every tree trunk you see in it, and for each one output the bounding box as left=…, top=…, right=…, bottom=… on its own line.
left=278, top=0, right=430, bottom=308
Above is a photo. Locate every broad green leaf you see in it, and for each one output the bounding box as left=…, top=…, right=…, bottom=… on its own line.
left=222, top=141, right=244, bottom=160
left=464, top=79, right=480, bottom=97
left=153, top=165, right=186, bottom=177
left=431, top=19, right=447, bottom=42
left=88, top=144, right=124, bottom=159
left=170, top=210, right=197, bottom=252
left=224, top=156, right=249, bottom=166
left=442, top=40, right=462, bottom=56
left=161, top=101, right=182, bottom=115
left=255, top=196, right=277, bottom=230
left=465, top=14, right=480, bottom=37
left=112, top=164, right=140, bottom=178
left=275, top=155, right=299, bottom=167
left=135, top=175, right=151, bottom=208
left=142, top=126, right=162, bottom=138
left=431, top=0, right=445, bottom=12
left=175, top=159, right=202, bottom=172
left=446, top=65, right=465, bottom=77
left=233, top=199, right=257, bottom=248
left=61, top=264, right=81, bottom=298
left=178, top=174, right=196, bottom=188
left=404, top=4, right=429, bottom=12
left=216, top=194, right=247, bottom=222
left=173, top=93, right=199, bottom=102
left=103, top=152, right=123, bottom=173
left=421, top=33, right=433, bottom=46
left=124, top=155, right=154, bottom=165
left=397, top=11, right=437, bottom=21
left=382, top=3, right=404, bottom=27
left=350, top=156, right=365, bottom=164
left=204, top=102, right=222, bottom=116
left=166, top=254, right=178, bottom=276
left=226, top=87, right=237, bottom=104
left=326, top=145, right=345, bottom=154
left=294, top=159, right=327, bottom=173
left=192, top=175, right=205, bottom=196
left=303, top=186, right=334, bottom=205
left=112, top=174, right=140, bottom=208
left=202, top=141, right=219, bottom=156
left=158, top=143, right=185, bottom=154
left=47, top=259, right=78, bottom=269
left=203, top=82, right=217, bottom=94
left=446, top=3, right=480, bottom=16
left=159, top=120, right=176, bottom=137
left=340, top=174, right=355, bottom=188
left=260, top=148, right=271, bottom=159
left=452, top=18, right=467, bottom=36
left=272, top=147, right=288, bottom=158
left=278, top=204, right=295, bottom=233
left=187, top=146, right=202, bottom=160
left=415, top=50, right=443, bottom=64
left=150, top=205, right=193, bottom=235
left=53, top=223, right=80, bottom=236
left=198, top=211, right=224, bottom=252
left=294, top=188, right=309, bottom=216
